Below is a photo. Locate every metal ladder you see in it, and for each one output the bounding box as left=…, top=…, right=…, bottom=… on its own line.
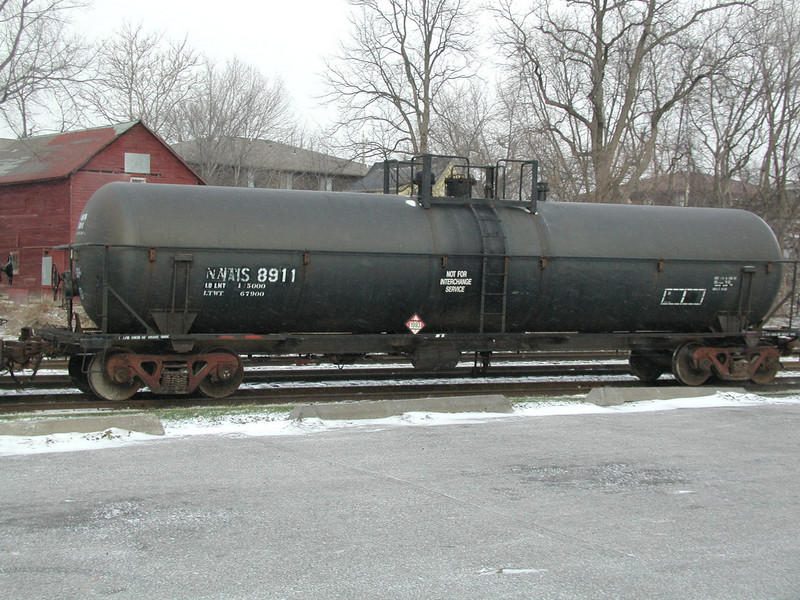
left=469, top=203, right=509, bottom=333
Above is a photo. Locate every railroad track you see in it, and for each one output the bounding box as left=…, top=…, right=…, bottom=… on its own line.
left=2, top=361, right=799, bottom=414
left=0, top=361, right=633, bottom=411
left=0, top=360, right=632, bottom=390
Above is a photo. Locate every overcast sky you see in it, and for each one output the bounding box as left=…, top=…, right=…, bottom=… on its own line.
left=81, top=0, right=352, bottom=128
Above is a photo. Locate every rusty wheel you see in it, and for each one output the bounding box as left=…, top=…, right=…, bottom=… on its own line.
left=749, top=352, right=780, bottom=385
left=197, top=349, right=244, bottom=399
left=671, top=341, right=711, bottom=386
left=87, top=349, right=142, bottom=401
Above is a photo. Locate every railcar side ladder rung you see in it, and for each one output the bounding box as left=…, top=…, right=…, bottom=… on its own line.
left=469, top=203, right=509, bottom=333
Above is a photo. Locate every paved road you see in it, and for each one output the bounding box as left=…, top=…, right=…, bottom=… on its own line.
left=2, top=403, right=799, bottom=599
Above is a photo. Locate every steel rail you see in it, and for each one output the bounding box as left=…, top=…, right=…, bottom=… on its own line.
left=2, top=371, right=799, bottom=415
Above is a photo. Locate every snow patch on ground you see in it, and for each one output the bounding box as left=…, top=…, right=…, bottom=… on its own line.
left=1, top=392, right=799, bottom=457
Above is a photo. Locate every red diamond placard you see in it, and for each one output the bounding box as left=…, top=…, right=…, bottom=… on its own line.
left=405, top=314, right=425, bottom=335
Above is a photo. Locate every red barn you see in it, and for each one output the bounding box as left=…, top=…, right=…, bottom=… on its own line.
left=0, top=121, right=204, bottom=301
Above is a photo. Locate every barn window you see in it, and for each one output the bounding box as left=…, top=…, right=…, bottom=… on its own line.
left=41, top=255, right=52, bottom=287
left=125, top=152, right=151, bottom=174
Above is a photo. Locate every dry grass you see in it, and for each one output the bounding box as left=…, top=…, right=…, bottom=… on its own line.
left=0, top=297, right=69, bottom=338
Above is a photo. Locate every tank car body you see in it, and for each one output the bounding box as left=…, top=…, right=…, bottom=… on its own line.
left=74, top=183, right=780, bottom=337
left=34, top=155, right=791, bottom=400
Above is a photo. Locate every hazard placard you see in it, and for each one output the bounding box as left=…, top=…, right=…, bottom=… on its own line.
left=405, top=314, right=425, bottom=335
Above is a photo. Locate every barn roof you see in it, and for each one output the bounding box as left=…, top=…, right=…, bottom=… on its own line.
left=0, top=121, right=200, bottom=186
left=173, top=137, right=368, bottom=178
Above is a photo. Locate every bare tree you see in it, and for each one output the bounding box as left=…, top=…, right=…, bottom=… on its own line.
left=495, top=73, right=591, bottom=202
left=430, top=82, right=498, bottom=162
left=0, top=0, right=89, bottom=136
left=174, top=57, right=297, bottom=185
left=494, top=0, right=747, bottom=203
left=83, top=22, right=203, bottom=142
left=749, top=0, right=800, bottom=252
left=688, top=48, right=764, bottom=207
left=323, top=0, right=476, bottom=158
left=80, top=23, right=297, bottom=185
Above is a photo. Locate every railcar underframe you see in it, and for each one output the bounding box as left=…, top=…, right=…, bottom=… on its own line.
left=23, top=322, right=793, bottom=401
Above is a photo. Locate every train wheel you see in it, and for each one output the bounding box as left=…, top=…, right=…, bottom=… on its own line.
left=749, top=352, right=780, bottom=385
left=87, top=349, right=142, bottom=401
left=629, top=350, right=665, bottom=383
left=67, top=354, right=92, bottom=395
left=197, top=349, right=244, bottom=399
left=671, top=341, right=711, bottom=386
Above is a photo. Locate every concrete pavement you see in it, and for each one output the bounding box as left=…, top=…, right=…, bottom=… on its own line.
left=1, top=403, right=799, bottom=599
